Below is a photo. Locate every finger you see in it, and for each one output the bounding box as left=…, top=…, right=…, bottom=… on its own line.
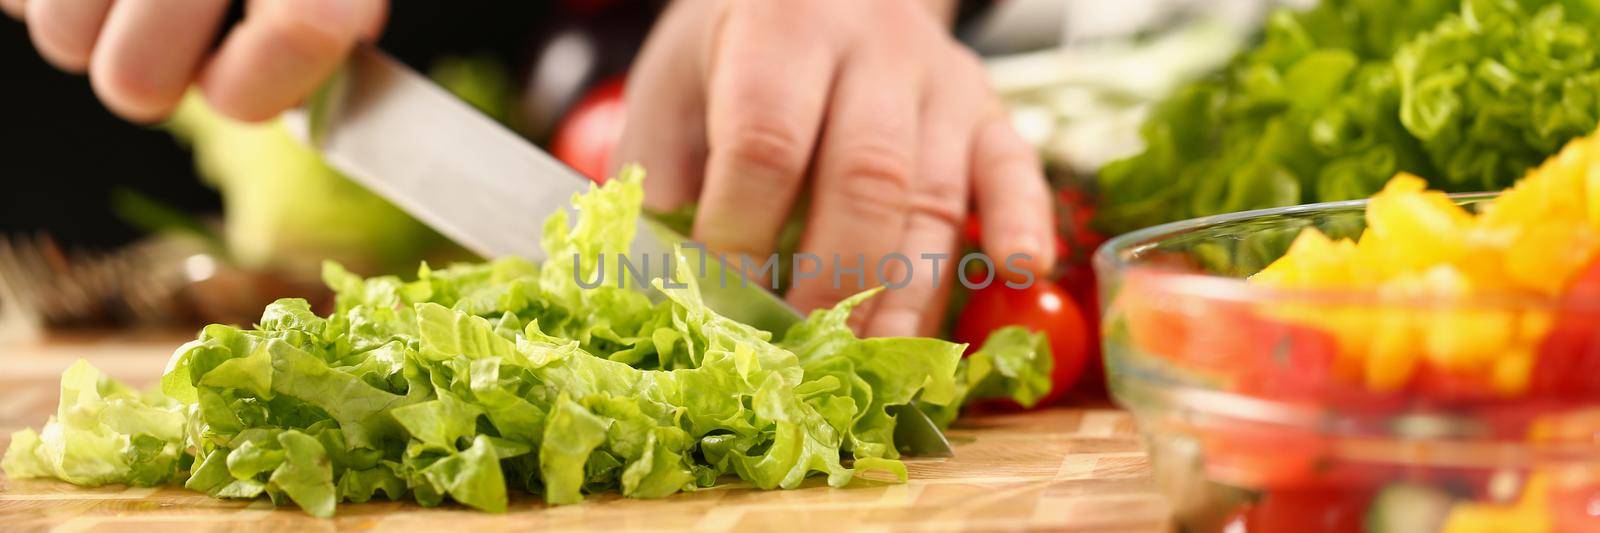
left=973, top=108, right=1056, bottom=279
left=611, top=0, right=712, bottom=212
left=692, top=0, right=836, bottom=263
left=2, top=0, right=26, bottom=20
left=87, top=0, right=229, bottom=122
left=863, top=65, right=981, bottom=338
left=245, top=0, right=386, bottom=39
left=352, top=0, right=386, bottom=39
left=25, top=0, right=113, bottom=72
left=198, top=0, right=384, bottom=122
left=786, top=50, right=921, bottom=316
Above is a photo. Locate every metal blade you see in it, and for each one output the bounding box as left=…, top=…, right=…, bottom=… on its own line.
left=283, top=45, right=806, bottom=334
left=890, top=404, right=956, bottom=458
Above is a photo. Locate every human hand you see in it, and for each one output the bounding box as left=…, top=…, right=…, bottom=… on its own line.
left=2, top=0, right=386, bottom=122
left=614, top=0, right=1055, bottom=337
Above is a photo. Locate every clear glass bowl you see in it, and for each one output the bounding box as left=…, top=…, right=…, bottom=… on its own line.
left=1093, top=195, right=1600, bottom=532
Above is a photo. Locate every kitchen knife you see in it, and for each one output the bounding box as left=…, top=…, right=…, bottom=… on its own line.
left=281, top=45, right=801, bottom=334
left=283, top=45, right=953, bottom=457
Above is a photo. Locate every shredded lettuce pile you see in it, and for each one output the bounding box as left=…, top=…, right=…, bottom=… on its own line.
left=1096, top=0, right=1600, bottom=233
left=3, top=167, right=1048, bottom=516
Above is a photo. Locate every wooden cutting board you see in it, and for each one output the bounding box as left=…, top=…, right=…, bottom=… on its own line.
left=0, top=335, right=1169, bottom=532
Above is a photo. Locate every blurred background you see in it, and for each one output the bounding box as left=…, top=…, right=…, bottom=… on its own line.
left=0, top=1, right=657, bottom=336
left=0, top=0, right=1275, bottom=345
left=31, top=0, right=1587, bottom=405
left=3, top=3, right=607, bottom=247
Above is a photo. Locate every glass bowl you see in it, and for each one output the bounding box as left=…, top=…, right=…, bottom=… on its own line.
left=1093, top=195, right=1600, bottom=532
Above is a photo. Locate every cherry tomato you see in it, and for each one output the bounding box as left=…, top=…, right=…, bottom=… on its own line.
left=1231, top=489, right=1373, bottom=533
left=962, top=199, right=1101, bottom=396
left=961, top=216, right=983, bottom=247
left=953, top=278, right=1090, bottom=405
left=1056, top=187, right=1107, bottom=264
left=1059, top=262, right=1104, bottom=393
left=551, top=75, right=627, bottom=183
left=1533, top=256, right=1600, bottom=397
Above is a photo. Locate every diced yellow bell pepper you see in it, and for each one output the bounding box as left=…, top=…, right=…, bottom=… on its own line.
left=1505, top=224, right=1600, bottom=296
left=1365, top=318, right=1420, bottom=391
left=1491, top=348, right=1535, bottom=397
left=1442, top=505, right=1550, bottom=533
left=1249, top=128, right=1600, bottom=395
left=1442, top=475, right=1552, bottom=533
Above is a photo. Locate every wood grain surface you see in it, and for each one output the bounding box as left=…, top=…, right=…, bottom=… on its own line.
left=0, top=335, right=1168, bottom=532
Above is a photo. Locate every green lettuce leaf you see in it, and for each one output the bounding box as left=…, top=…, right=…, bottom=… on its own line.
left=4, top=166, right=1048, bottom=516
left=1097, top=0, right=1600, bottom=234
left=2, top=360, right=186, bottom=487
left=922, top=326, right=1054, bottom=428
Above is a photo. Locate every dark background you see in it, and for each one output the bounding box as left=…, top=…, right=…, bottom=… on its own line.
left=0, top=2, right=641, bottom=250
left=0, top=0, right=989, bottom=252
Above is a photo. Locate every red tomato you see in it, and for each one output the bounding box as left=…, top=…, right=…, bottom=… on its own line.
left=1232, top=489, right=1374, bottom=533
left=1233, top=317, right=1343, bottom=400
left=1551, top=481, right=1600, bottom=532
left=1119, top=276, right=1350, bottom=401
left=1058, top=262, right=1104, bottom=394
left=961, top=216, right=983, bottom=247
left=962, top=191, right=1105, bottom=396
left=1056, top=187, right=1107, bottom=263
left=1533, top=256, right=1600, bottom=397
left=1204, top=424, right=1394, bottom=490
left=953, top=278, right=1090, bottom=405
left=1411, top=363, right=1501, bottom=403
left=1203, top=427, right=1331, bottom=490
left=1121, top=289, right=1264, bottom=373
left=551, top=75, right=627, bottom=183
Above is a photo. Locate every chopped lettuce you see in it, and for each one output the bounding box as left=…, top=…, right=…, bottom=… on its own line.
left=2, top=360, right=187, bottom=488
left=922, top=326, right=1054, bottom=428
left=4, top=167, right=1049, bottom=516
left=1096, top=0, right=1600, bottom=234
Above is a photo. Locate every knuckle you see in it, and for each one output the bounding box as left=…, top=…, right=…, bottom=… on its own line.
left=909, top=178, right=967, bottom=227
left=976, top=125, right=1040, bottom=172
left=835, top=142, right=914, bottom=217
left=261, top=11, right=350, bottom=58
left=721, top=118, right=810, bottom=184
left=946, top=43, right=985, bottom=73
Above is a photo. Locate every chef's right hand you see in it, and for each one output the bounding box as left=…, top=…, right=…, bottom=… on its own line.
left=2, top=0, right=387, bottom=123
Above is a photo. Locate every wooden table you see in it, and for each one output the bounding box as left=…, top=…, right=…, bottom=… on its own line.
left=0, top=335, right=1169, bottom=532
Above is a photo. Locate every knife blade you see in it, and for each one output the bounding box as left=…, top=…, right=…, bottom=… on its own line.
left=281, top=45, right=807, bottom=335
left=283, top=45, right=953, bottom=456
